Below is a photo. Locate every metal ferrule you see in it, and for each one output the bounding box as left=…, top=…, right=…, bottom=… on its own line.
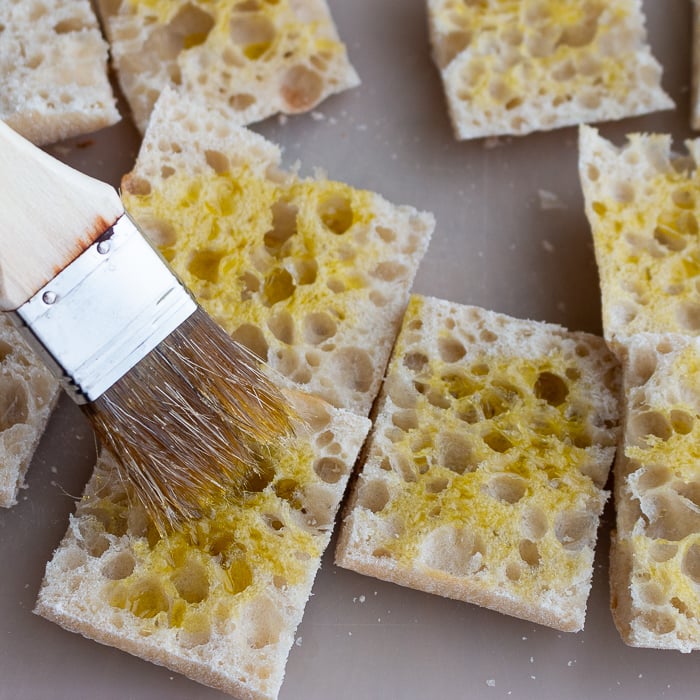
left=13, top=214, right=196, bottom=404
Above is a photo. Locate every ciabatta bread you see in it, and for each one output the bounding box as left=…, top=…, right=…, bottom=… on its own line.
left=0, top=0, right=119, bottom=145
left=96, top=0, right=360, bottom=133
left=428, top=0, right=673, bottom=140
left=121, top=87, right=434, bottom=416
left=579, top=125, right=700, bottom=349
left=0, top=316, right=60, bottom=508
left=336, top=295, right=621, bottom=632
left=36, top=389, right=370, bottom=700
left=611, top=334, right=700, bottom=652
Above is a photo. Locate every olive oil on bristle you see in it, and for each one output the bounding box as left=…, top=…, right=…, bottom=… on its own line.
left=85, top=307, right=296, bottom=536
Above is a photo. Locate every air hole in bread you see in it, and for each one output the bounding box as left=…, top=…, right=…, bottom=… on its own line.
left=318, top=194, right=353, bottom=235
left=357, top=479, right=390, bottom=513
left=505, top=562, right=522, bottom=582
left=518, top=539, right=541, bottom=567
left=267, top=310, right=295, bottom=344
left=99, top=549, right=132, bottom=584
left=419, top=527, right=484, bottom=576
left=172, top=560, right=210, bottom=604
left=262, top=267, right=295, bottom=306
left=225, top=557, right=253, bottom=594
left=438, top=336, right=467, bottom=363
left=0, top=379, right=28, bottom=429
left=118, top=577, right=170, bottom=619
left=371, top=261, right=408, bottom=282
left=230, top=14, right=276, bottom=60
left=294, top=258, right=318, bottom=285
left=677, top=302, right=700, bottom=331
left=639, top=581, right=666, bottom=606
left=635, top=465, right=672, bottom=493
left=639, top=610, right=676, bottom=636
left=313, top=457, right=345, bottom=484
left=392, top=410, right=418, bottom=432
left=437, top=432, right=475, bottom=474
left=629, top=347, right=657, bottom=386
left=644, top=492, right=700, bottom=541
left=0, top=340, right=13, bottom=363
left=332, top=347, right=373, bottom=392
left=241, top=459, right=275, bottom=493
left=294, top=395, right=331, bottom=431
left=522, top=506, right=548, bottom=540
left=168, top=3, right=215, bottom=51
left=648, top=541, right=678, bottom=563
left=54, top=17, right=89, bottom=34
left=426, top=477, right=449, bottom=494
left=682, top=543, right=700, bottom=584
left=204, top=149, right=230, bottom=174
left=264, top=199, right=298, bottom=252
left=246, top=597, right=284, bottom=649
left=554, top=511, right=595, bottom=551
left=534, top=371, right=569, bottom=407
left=229, top=93, right=257, bottom=110
left=628, top=410, right=673, bottom=444
left=301, top=484, right=336, bottom=530
left=376, top=226, right=397, bottom=243
left=670, top=410, right=694, bottom=435
left=303, top=312, right=337, bottom=345
left=483, top=431, right=513, bottom=453
left=281, top=65, right=323, bottom=111
left=178, top=613, right=212, bottom=648
left=231, top=323, right=269, bottom=361
left=488, top=474, right=526, bottom=504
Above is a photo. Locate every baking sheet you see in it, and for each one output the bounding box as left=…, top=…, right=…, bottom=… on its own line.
left=2, top=1, right=699, bottom=698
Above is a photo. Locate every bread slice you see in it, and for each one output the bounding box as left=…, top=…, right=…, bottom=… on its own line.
left=0, top=0, right=120, bottom=145
left=0, top=316, right=60, bottom=507
left=36, top=388, right=370, bottom=700
left=693, top=0, right=700, bottom=130
left=121, top=86, right=434, bottom=416
left=427, top=0, right=673, bottom=140
left=579, top=125, right=700, bottom=349
left=611, top=334, right=700, bottom=651
left=96, top=0, right=360, bottom=133
left=335, top=295, right=621, bottom=632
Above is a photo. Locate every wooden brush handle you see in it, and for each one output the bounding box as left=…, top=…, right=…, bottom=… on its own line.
left=0, top=121, right=124, bottom=311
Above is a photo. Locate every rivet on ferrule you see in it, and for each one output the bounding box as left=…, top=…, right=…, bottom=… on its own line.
left=42, top=291, right=57, bottom=305
left=97, top=240, right=111, bottom=255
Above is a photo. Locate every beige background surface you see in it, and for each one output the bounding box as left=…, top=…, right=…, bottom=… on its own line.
left=1, top=1, right=699, bottom=698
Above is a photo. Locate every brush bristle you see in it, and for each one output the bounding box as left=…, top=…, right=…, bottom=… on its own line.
left=84, top=307, right=295, bottom=534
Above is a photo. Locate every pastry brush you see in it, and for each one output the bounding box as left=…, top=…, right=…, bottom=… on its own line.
left=0, top=120, right=294, bottom=534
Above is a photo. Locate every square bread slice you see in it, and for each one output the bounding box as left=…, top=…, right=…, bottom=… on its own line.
left=0, top=316, right=60, bottom=508
left=121, top=86, right=434, bottom=417
left=36, top=389, right=371, bottom=700
left=611, top=334, right=700, bottom=652
left=96, top=0, right=360, bottom=133
left=427, top=0, right=673, bottom=140
left=579, top=125, right=700, bottom=349
left=0, top=0, right=120, bottom=145
left=335, top=295, right=621, bottom=632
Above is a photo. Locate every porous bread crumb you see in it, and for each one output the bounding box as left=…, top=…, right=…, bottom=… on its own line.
left=611, top=334, right=700, bottom=652
left=579, top=125, right=700, bottom=349
left=427, top=0, right=673, bottom=140
left=0, top=316, right=60, bottom=508
left=96, top=0, right=360, bottom=133
left=0, top=0, right=119, bottom=145
left=121, top=87, right=434, bottom=416
left=336, top=295, right=621, bottom=632
left=36, top=389, right=370, bottom=700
